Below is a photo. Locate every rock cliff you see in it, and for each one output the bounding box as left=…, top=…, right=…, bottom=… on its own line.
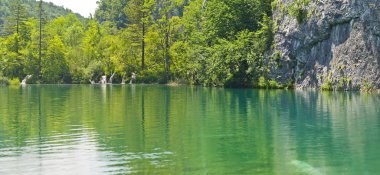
left=272, top=0, right=380, bottom=90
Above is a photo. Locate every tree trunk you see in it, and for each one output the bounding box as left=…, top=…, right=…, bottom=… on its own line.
left=38, top=0, right=42, bottom=78
left=16, top=4, right=19, bottom=34
left=142, top=15, right=145, bottom=70
left=165, top=29, right=170, bottom=81
left=15, top=2, right=20, bottom=55
left=164, top=13, right=170, bottom=82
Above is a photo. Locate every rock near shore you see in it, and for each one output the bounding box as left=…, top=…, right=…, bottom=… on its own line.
left=271, top=0, right=380, bottom=90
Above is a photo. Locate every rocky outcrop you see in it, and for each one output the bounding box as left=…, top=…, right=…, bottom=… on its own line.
left=272, top=0, right=380, bottom=90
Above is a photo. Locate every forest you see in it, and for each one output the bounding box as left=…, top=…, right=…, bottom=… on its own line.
left=0, top=0, right=277, bottom=88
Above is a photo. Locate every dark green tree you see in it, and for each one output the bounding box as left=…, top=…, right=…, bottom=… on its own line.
left=95, top=0, right=129, bottom=28
left=5, top=0, right=28, bottom=54
left=125, top=0, right=155, bottom=70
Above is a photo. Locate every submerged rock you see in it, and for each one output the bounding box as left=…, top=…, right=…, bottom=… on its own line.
left=290, top=160, right=324, bottom=175
left=272, top=0, right=380, bottom=90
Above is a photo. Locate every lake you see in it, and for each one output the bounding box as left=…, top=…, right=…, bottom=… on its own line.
left=0, top=85, right=380, bottom=174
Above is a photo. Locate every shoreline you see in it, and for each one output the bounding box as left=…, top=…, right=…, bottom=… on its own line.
left=2, top=83, right=379, bottom=93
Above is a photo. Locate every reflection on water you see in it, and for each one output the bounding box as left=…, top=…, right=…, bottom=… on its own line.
left=0, top=85, right=380, bottom=174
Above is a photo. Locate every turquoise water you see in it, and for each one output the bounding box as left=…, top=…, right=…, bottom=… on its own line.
left=0, top=85, right=380, bottom=174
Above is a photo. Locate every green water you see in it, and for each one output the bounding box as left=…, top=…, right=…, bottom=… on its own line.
left=1, top=85, right=380, bottom=174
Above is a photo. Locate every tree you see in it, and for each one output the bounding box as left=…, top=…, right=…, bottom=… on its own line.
left=41, top=35, right=69, bottom=83
left=169, top=0, right=205, bottom=83
left=202, top=0, right=263, bottom=41
left=4, top=0, right=28, bottom=55
left=1, top=34, right=23, bottom=78
left=125, top=0, right=155, bottom=70
left=169, top=0, right=273, bottom=86
left=0, top=0, right=32, bottom=79
left=38, top=0, right=43, bottom=79
left=0, top=0, right=275, bottom=86
left=79, top=20, right=105, bottom=81
left=5, top=0, right=28, bottom=35
left=95, top=0, right=129, bottom=28
left=154, top=0, right=185, bottom=81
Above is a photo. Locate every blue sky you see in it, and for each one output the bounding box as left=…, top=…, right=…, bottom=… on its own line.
left=44, top=0, right=98, bottom=17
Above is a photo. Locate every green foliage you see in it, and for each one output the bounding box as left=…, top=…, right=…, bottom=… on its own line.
left=0, top=0, right=84, bottom=35
left=258, top=76, right=267, bottom=88
left=9, top=78, right=20, bottom=85
left=288, top=0, right=310, bottom=23
left=361, top=80, right=376, bottom=93
left=4, top=0, right=28, bottom=36
left=321, top=71, right=334, bottom=91
left=337, top=77, right=351, bottom=91
left=268, top=80, right=283, bottom=89
left=255, top=76, right=284, bottom=89
left=172, top=0, right=274, bottom=87
left=41, top=35, right=69, bottom=83
left=321, top=80, right=333, bottom=91
left=202, top=0, right=264, bottom=40
left=0, top=76, right=10, bottom=85
left=95, top=0, right=129, bottom=28
left=138, top=69, right=166, bottom=83
left=1, top=34, right=25, bottom=78
left=0, top=0, right=277, bottom=87
left=284, top=79, right=295, bottom=89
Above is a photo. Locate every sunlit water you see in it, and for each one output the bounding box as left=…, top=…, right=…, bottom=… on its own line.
left=1, top=85, right=380, bottom=174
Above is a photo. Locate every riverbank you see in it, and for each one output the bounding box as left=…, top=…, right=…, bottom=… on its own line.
left=1, top=75, right=379, bottom=93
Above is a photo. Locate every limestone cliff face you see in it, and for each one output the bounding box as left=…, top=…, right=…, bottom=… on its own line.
left=272, top=0, right=380, bottom=90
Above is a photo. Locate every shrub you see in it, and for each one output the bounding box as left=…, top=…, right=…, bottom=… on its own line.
left=9, top=78, right=20, bottom=85
left=321, top=80, right=333, bottom=91
left=284, top=80, right=295, bottom=89
left=258, top=76, right=267, bottom=88
left=288, top=0, right=310, bottom=23
left=268, top=80, right=283, bottom=89
left=137, top=69, right=166, bottom=84
left=361, top=81, right=376, bottom=93
left=0, top=76, right=9, bottom=85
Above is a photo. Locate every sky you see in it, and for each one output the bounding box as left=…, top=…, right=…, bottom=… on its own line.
left=44, top=0, right=99, bottom=17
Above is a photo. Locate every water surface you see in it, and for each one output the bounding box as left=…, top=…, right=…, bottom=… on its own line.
left=1, top=85, right=380, bottom=174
